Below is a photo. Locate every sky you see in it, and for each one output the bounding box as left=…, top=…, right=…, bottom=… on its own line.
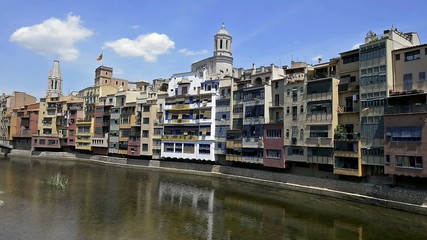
left=1, top=0, right=426, bottom=99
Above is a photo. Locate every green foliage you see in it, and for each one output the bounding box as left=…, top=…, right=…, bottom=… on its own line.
left=159, top=83, right=168, bottom=92
left=335, top=124, right=345, bottom=136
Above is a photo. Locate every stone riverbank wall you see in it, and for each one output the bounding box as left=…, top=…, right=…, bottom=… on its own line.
left=7, top=149, right=427, bottom=215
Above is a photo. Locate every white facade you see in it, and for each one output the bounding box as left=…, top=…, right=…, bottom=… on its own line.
left=161, top=72, right=219, bottom=161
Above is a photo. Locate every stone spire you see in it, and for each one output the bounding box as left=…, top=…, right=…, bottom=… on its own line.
left=46, top=60, right=63, bottom=97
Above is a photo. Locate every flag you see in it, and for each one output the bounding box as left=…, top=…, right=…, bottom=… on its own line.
left=97, top=53, right=103, bottom=61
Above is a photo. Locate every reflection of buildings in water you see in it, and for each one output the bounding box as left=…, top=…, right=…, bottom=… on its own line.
left=158, top=182, right=214, bottom=240
left=333, top=220, right=363, bottom=240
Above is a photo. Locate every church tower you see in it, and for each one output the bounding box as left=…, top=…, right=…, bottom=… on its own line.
left=214, top=23, right=232, bottom=58
left=46, top=60, right=63, bottom=97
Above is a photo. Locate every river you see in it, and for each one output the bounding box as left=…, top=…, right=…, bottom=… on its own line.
left=0, top=156, right=426, bottom=240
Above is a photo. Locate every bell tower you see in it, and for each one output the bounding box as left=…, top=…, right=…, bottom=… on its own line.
left=46, top=60, right=63, bottom=97
left=214, top=23, right=232, bottom=58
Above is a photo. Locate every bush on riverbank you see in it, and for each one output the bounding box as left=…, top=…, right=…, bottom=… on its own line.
left=47, top=173, right=69, bottom=190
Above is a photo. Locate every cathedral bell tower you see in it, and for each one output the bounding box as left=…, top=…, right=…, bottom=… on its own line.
left=46, top=60, right=63, bottom=98
left=214, top=23, right=232, bottom=58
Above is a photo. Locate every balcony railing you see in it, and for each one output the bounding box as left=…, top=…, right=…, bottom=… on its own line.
left=306, top=92, right=332, bottom=102
left=334, top=133, right=360, bottom=141
left=384, top=104, right=427, bottom=115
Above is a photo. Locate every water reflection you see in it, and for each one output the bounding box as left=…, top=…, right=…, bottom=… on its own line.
left=1, top=157, right=427, bottom=240
left=158, top=182, right=215, bottom=239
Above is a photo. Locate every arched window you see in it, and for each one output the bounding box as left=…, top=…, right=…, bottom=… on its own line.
left=286, top=129, right=290, bottom=138
left=286, top=107, right=290, bottom=114
left=226, top=40, right=228, bottom=49
left=300, top=105, right=304, bottom=113
left=220, top=39, right=223, bottom=49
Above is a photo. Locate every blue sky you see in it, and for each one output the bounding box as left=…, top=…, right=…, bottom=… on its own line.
left=1, top=0, right=426, bottom=99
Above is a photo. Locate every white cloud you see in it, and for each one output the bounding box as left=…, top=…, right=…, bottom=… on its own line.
left=311, top=55, right=322, bottom=62
left=352, top=42, right=363, bottom=49
left=131, top=25, right=140, bottom=29
left=10, top=14, right=92, bottom=61
left=178, top=48, right=209, bottom=56
left=104, top=33, right=175, bottom=62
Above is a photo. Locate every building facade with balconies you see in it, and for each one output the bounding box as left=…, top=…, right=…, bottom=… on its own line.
left=303, top=60, right=339, bottom=174
left=384, top=44, right=427, bottom=178
left=283, top=62, right=312, bottom=167
left=334, top=49, right=363, bottom=177
left=161, top=72, right=218, bottom=162
left=91, top=94, right=114, bottom=155
left=359, top=28, right=420, bottom=176
left=13, top=103, right=39, bottom=150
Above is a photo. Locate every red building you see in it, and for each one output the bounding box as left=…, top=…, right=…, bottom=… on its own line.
left=13, top=103, right=39, bottom=150
left=263, top=123, right=287, bottom=168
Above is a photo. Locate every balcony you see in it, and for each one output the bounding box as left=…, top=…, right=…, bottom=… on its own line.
left=337, top=105, right=360, bottom=114
left=334, top=133, right=360, bottom=141
left=242, top=156, right=263, bottom=164
left=306, top=113, right=332, bottom=123
left=284, top=73, right=305, bottom=83
left=119, top=137, right=129, bottom=142
left=77, top=119, right=91, bottom=125
left=305, top=137, right=333, bottom=147
left=333, top=167, right=361, bottom=176
left=307, top=155, right=333, bottom=164
left=226, top=140, right=242, bottom=148
left=226, top=155, right=242, bottom=162
left=384, top=104, right=427, bottom=115
left=161, top=135, right=198, bottom=141
left=306, top=92, right=332, bottom=102
left=242, top=137, right=264, bottom=148
left=243, top=116, right=265, bottom=125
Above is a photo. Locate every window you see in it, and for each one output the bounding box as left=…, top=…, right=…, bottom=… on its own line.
left=286, top=107, right=290, bottom=114
left=292, top=106, right=297, bottom=120
left=286, top=129, right=289, bottom=138
left=267, top=130, right=281, bottom=138
left=396, top=155, right=423, bottom=169
left=386, top=127, right=422, bottom=142
left=142, top=144, right=148, bottom=151
left=274, top=94, right=280, bottom=106
left=287, top=89, right=290, bottom=96
left=266, top=150, right=281, bottom=159
left=184, top=143, right=195, bottom=153
left=142, top=130, right=149, bottom=138
left=403, top=73, right=413, bottom=91
left=287, top=147, right=304, bottom=156
left=274, top=81, right=279, bottom=89
left=143, top=118, right=149, bottom=124
left=165, top=143, right=174, bottom=152
left=395, top=54, right=400, bottom=61
left=405, top=50, right=420, bottom=61
left=385, top=155, right=390, bottom=166
left=419, top=72, right=426, bottom=82
left=143, top=106, right=150, bottom=112
left=199, top=144, right=210, bottom=154
left=300, top=129, right=304, bottom=140
left=175, top=143, right=182, bottom=153
left=309, top=125, right=329, bottom=138
left=300, top=105, right=304, bottom=113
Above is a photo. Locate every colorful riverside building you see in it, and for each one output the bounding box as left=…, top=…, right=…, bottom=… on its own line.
left=12, top=103, right=39, bottom=150
left=358, top=28, right=420, bottom=176
left=136, top=80, right=168, bottom=159
left=334, top=49, right=363, bottom=176
left=32, top=60, right=84, bottom=150
left=225, top=64, right=285, bottom=167
left=161, top=72, right=219, bottom=161
left=384, top=44, right=427, bottom=178
left=0, top=91, right=37, bottom=142
left=108, top=89, right=140, bottom=155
